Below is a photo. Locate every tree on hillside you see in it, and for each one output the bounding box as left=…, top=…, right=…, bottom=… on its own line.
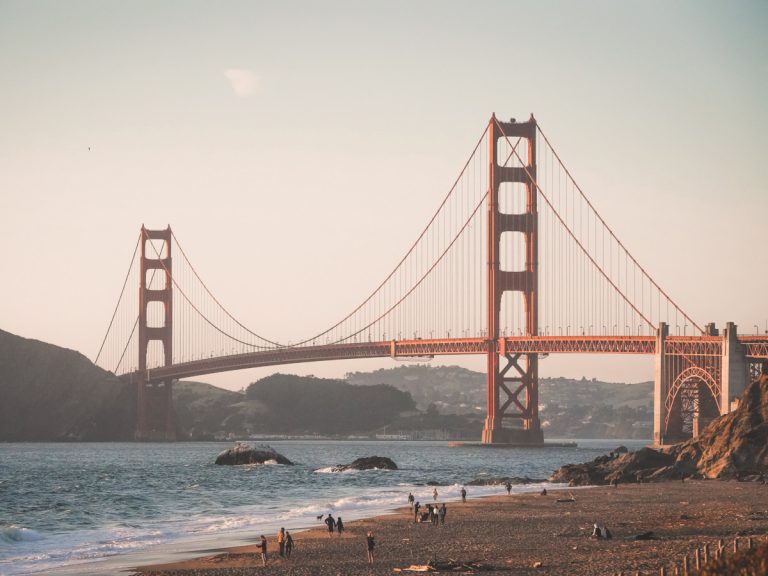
left=245, top=374, right=416, bottom=434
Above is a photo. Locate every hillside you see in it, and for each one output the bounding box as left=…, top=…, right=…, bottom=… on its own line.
left=0, top=329, right=135, bottom=440
left=1, top=328, right=653, bottom=440
left=0, top=328, right=419, bottom=440
left=175, top=374, right=419, bottom=438
left=243, top=374, right=416, bottom=435
left=346, top=365, right=653, bottom=439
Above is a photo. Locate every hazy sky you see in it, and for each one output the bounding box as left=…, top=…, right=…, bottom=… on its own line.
left=1, top=1, right=766, bottom=390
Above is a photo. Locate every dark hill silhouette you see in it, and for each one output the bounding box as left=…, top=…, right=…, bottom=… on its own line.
left=0, top=329, right=417, bottom=440
left=0, top=329, right=135, bottom=440
left=245, top=373, right=416, bottom=435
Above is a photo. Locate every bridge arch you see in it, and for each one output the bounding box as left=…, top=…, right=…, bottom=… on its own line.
left=663, top=366, right=720, bottom=439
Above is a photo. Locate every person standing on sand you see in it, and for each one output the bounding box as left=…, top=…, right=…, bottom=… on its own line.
left=433, top=488, right=438, bottom=501
left=408, top=492, right=415, bottom=508
left=277, top=527, right=285, bottom=557
left=285, top=531, right=294, bottom=558
left=336, top=516, right=344, bottom=535
left=325, top=513, right=336, bottom=536
left=259, top=535, right=268, bottom=566
left=439, top=503, right=447, bottom=524
left=366, top=531, right=375, bottom=563
left=414, top=501, right=420, bottom=522
left=460, top=487, right=467, bottom=503
left=505, top=481, right=512, bottom=495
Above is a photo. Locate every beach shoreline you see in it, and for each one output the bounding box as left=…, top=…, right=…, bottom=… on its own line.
left=131, top=480, right=768, bottom=575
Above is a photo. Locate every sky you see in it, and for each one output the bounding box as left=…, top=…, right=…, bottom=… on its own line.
left=1, top=1, right=766, bottom=391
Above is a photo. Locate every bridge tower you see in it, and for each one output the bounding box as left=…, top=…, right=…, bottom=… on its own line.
left=136, top=225, right=176, bottom=441
left=482, top=114, right=543, bottom=444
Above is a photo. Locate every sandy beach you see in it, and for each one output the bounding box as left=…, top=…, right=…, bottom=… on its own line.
left=132, top=480, right=768, bottom=575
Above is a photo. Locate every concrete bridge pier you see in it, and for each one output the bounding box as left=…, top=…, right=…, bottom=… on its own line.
left=654, top=321, right=749, bottom=446
left=721, top=322, right=748, bottom=413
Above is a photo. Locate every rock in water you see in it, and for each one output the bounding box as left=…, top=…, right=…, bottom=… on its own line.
left=347, top=456, right=397, bottom=470
left=321, top=456, right=398, bottom=472
left=215, top=443, right=293, bottom=466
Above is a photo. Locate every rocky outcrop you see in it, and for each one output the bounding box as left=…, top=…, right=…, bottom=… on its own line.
left=550, top=447, right=684, bottom=486
left=466, top=476, right=546, bottom=486
left=215, top=443, right=293, bottom=465
left=666, top=372, right=768, bottom=479
left=550, top=373, right=768, bottom=486
left=324, top=456, right=398, bottom=472
left=347, top=456, right=398, bottom=470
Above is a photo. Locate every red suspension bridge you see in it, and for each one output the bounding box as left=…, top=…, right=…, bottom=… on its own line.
left=95, top=115, right=768, bottom=443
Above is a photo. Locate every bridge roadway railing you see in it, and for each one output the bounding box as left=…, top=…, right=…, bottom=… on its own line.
left=120, top=335, right=768, bottom=384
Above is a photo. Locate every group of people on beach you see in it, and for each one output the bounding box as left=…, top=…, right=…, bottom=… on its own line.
left=409, top=491, right=449, bottom=524
left=258, top=527, right=295, bottom=566
left=256, top=486, right=482, bottom=568
left=257, top=514, right=375, bottom=566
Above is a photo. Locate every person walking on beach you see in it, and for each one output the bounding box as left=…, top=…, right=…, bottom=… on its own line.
left=505, top=481, right=512, bottom=495
left=431, top=504, right=439, bottom=525
left=433, top=488, right=438, bottom=501
left=277, top=527, right=285, bottom=557
left=439, top=503, right=447, bottom=524
left=259, top=535, right=268, bottom=566
left=285, top=531, right=294, bottom=558
left=460, top=487, right=467, bottom=503
left=325, top=513, right=336, bottom=537
left=336, top=516, right=344, bottom=535
left=414, top=501, right=420, bottom=523
left=366, top=531, right=375, bottom=564
left=408, top=492, right=415, bottom=508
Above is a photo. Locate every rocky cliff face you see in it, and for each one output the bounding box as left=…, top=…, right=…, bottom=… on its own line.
left=551, top=372, right=768, bottom=485
left=668, top=371, right=768, bottom=479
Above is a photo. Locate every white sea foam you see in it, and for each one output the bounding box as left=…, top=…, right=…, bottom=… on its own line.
left=313, top=465, right=391, bottom=474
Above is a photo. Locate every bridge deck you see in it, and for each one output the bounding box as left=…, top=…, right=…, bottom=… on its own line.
left=120, top=335, right=768, bottom=383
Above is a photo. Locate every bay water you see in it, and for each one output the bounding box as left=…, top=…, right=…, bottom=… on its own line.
left=0, top=439, right=646, bottom=575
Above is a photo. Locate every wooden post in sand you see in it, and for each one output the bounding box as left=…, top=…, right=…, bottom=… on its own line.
left=733, top=537, right=738, bottom=553
left=660, top=566, right=666, bottom=576
left=694, top=548, right=700, bottom=569
left=748, top=536, right=753, bottom=550
left=703, top=543, right=709, bottom=564
left=683, top=555, right=689, bottom=575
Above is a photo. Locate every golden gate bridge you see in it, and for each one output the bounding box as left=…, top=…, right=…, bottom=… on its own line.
left=94, top=115, right=768, bottom=444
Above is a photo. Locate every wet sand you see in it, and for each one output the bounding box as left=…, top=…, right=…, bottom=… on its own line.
left=132, top=481, right=768, bottom=575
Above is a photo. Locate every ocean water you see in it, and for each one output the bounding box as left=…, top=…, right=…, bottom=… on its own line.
left=0, top=439, right=647, bottom=575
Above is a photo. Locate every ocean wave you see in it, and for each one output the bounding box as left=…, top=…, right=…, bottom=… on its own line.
left=0, top=525, right=44, bottom=544
left=314, top=466, right=351, bottom=474
left=313, top=466, right=391, bottom=474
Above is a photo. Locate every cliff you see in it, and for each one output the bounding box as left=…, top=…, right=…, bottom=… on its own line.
left=551, top=371, right=768, bottom=485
